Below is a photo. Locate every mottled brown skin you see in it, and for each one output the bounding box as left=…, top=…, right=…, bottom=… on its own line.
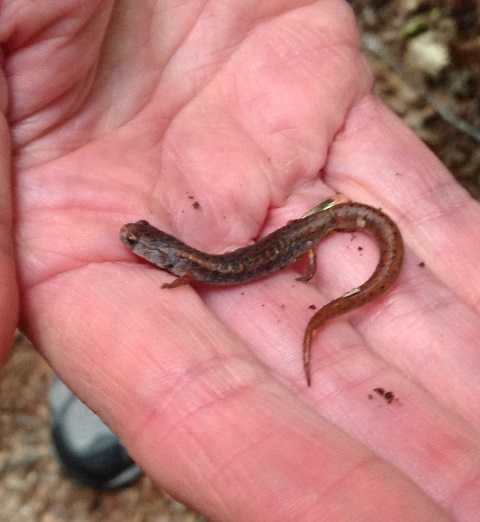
left=120, top=202, right=404, bottom=386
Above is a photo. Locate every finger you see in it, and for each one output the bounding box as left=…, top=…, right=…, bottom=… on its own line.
left=0, top=114, right=18, bottom=366
left=323, top=96, right=480, bottom=421
left=327, top=95, right=480, bottom=312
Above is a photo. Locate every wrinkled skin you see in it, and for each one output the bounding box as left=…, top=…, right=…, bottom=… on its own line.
left=1, top=2, right=479, bottom=520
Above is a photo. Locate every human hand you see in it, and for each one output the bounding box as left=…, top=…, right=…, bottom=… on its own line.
left=2, top=2, right=479, bottom=520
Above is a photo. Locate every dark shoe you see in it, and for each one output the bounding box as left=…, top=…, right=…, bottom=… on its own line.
left=49, top=376, right=142, bottom=489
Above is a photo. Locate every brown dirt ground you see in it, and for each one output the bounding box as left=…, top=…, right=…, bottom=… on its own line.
left=1, top=2, right=479, bottom=520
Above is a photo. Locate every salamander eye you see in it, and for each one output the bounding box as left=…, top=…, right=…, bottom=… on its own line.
left=122, top=231, right=138, bottom=246
left=120, top=225, right=140, bottom=246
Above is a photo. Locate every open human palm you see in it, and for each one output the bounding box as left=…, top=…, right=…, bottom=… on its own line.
left=2, top=2, right=480, bottom=520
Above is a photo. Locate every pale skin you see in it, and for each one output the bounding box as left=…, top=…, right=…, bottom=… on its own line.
left=2, top=2, right=480, bottom=520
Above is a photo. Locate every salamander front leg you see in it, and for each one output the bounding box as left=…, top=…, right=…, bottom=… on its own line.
left=161, top=272, right=194, bottom=289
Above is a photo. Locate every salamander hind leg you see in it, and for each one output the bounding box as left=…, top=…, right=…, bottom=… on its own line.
left=296, top=247, right=317, bottom=283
